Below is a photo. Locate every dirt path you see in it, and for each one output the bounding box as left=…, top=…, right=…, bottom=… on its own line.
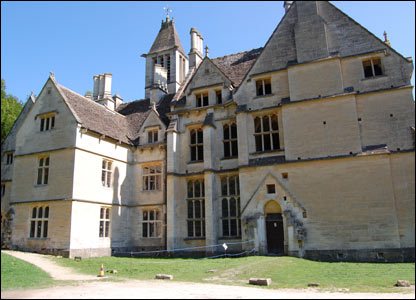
left=2, top=250, right=414, bottom=299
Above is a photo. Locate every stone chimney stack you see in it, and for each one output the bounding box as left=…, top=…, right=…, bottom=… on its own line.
left=284, top=1, right=293, bottom=13
left=93, top=73, right=112, bottom=100
left=189, top=27, right=204, bottom=68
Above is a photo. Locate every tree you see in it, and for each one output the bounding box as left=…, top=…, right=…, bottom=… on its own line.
left=1, top=79, right=23, bottom=144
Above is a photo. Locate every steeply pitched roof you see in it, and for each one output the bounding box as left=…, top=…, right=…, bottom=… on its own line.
left=211, top=48, right=263, bottom=87
left=148, top=18, right=186, bottom=56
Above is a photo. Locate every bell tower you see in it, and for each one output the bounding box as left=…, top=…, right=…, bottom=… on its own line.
left=142, top=12, right=188, bottom=103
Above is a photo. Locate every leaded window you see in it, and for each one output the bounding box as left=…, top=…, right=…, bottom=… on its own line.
left=143, top=165, right=162, bottom=191
left=142, top=209, right=162, bottom=238
left=99, top=207, right=111, bottom=238
left=190, top=129, right=203, bottom=161
left=221, top=175, right=241, bottom=237
left=223, top=123, right=238, bottom=158
left=187, top=180, right=205, bottom=238
left=254, top=114, right=280, bottom=152
left=30, top=206, right=49, bottom=238
left=37, top=156, right=49, bottom=185
left=101, top=160, right=112, bottom=187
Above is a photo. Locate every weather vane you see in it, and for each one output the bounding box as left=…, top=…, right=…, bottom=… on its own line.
left=163, top=5, right=172, bottom=19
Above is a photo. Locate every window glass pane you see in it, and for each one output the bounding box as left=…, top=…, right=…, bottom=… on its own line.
left=216, top=91, right=222, bottom=104
left=51, top=117, right=55, bottom=128
left=262, top=116, right=270, bottom=132
left=39, top=158, right=44, bottom=167
left=255, top=135, right=262, bottom=152
left=143, top=210, right=148, bottom=220
left=222, top=199, right=228, bottom=217
left=190, top=130, right=196, bottom=144
left=32, top=207, right=37, bottom=218
left=38, top=207, right=43, bottom=218
left=99, top=221, right=104, bottom=237
left=40, top=118, right=45, bottom=131
left=203, top=94, right=209, bottom=106
left=223, top=125, right=229, bottom=140
left=230, top=219, right=237, bottom=236
left=263, top=134, right=271, bottom=151
left=229, top=177, right=236, bottom=195
left=231, top=124, right=237, bottom=139
left=37, top=221, right=42, bottom=238
left=187, top=220, right=193, bottom=237
left=188, top=181, right=194, bottom=198
left=223, top=219, right=229, bottom=237
left=149, top=222, right=154, bottom=237
left=143, top=167, right=148, bottom=174
left=232, top=140, right=238, bottom=156
left=100, top=208, right=104, bottom=219
left=105, top=208, right=110, bottom=219
left=197, top=145, right=203, bottom=161
left=272, top=133, right=280, bottom=150
left=43, top=221, right=48, bottom=238
left=30, top=221, right=36, bottom=238
left=106, top=171, right=111, bottom=187
left=188, top=201, right=194, bottom=218
left=105, top=221, right=110, bottom=237
left=143, top=222, right=148, bottom=237
left=107, top=161, right=112, bottom=170
left=271, top=115, right=279, bottom=131
left=221, top=177, right=228, bottom=196
left=236, top=179, right=240, bottom=195
left=195, top=200, right=201, bottom=218
left=195, top=220, right=201, bottom=236
left=46, top=118, right=50, bottom=130
left=224, top=141, right=230, bottom=158
left=154, top=131, right=158, bottom=142
left=265, top=80, right=272, bottom=95
left=197, top=130, right=203, bottom=144
left=150, top=210, right=154, bottom=220
left=254, top=117, right=261, bottom=133
left=43, top=167, right=48, bottom=184
left=202, top=181, right=205, bottom=197
left=45, top=157, right=49, bottom=166
left=45, top=207, right=49, bottom=218
left=148, top=131, right=152, bottom=143
left=191, top=146, right=196, bottom=161
left=256, top=80, right=263, bottom=96
left=230, top=198, right=237, bottom=216
left=102, top=160, right=106, bottom=169
left=202, top=200, right=205, bottom=218
left=373, top=60, right=382, bottom=76
left=195, top=181, right=200, bottom=198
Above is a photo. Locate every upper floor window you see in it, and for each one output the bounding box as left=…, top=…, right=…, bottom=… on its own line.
left=221, top=175, right=241, bottom=238
left=37, top=156, right=49, bottom=185
left=190, top=128, right=203, bottom=161
left=30, top=206, right=49, bottom=238
left=101, top=159, right=112, bottom=187
left=223, top=123, right=238, bottom=158
left=6, top=152, right=13, bottom=165
left=143, top=165, right=162, bottom=191
left=142, top=209, right=162, bottom=238
left=254, top=115, right=280, bottom=152
left=99, top=207, right=111, bottom=238
left=187, top=179, right=205, bottom=238
left=216, top=90, right=222, bottom=104
left=147, top=130, right=158, bottom=143
left=256, top=78, right=272, bottom=96
left=40, top=115, right=55, bottom=132
left=363, top=58, right=383, bottom=78
left=196, top=92, right=209, bottom=107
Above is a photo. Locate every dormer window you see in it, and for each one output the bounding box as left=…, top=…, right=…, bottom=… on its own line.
left=216, top=90, right=222, bottom=104
left=6, top=152, right=13, bottom=165
left=148, top=130, right=158, bottom=143
left=256, top=78, right=272, bottom=96
left=196, top=92, right=209, bottom=107
left=39, top=115, right=55, bottom=131
left=363, top=58, right=383, bottom=78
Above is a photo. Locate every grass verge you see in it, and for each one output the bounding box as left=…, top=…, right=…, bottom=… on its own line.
left=1, top=252, right=54, bottom=291
left=51, top=255, right=415, bottom=293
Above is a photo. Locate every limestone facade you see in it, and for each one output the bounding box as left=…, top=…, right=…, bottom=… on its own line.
left=1, top=1, right=414, bottom=261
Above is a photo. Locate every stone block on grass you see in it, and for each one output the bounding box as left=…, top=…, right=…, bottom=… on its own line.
left=249, top=278, right=272, bottom=286
left=155, top=274, right=173, bottom=280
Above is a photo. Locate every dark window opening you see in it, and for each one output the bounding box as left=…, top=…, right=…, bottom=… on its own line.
left=267, top=184, right=276, bottom=194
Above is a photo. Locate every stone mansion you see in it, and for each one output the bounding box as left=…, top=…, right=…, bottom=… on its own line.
left=1, top=1, right=415, bottom=261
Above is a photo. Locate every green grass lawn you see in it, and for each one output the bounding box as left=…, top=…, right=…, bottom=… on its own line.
left=51, top=255, right=415, bottom=293
left=1, top=252, right=54, bottom=291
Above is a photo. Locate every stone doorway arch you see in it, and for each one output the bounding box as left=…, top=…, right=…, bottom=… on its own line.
left=264, top=200, right=284, bottom=254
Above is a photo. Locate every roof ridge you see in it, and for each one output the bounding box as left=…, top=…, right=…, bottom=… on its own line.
left=212, top=47, right=263, bottom=60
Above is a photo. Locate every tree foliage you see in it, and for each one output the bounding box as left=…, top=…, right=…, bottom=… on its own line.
left=1, top=79, right=23, bottom=144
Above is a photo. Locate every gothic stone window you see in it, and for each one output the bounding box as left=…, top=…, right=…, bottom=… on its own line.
left=39, top=115, right=55, bottom=132
left=190, top=128, right=203, bottom=161
left=256, top=78, right=272, bottom=96
left=37, top=156, right=49, bottom=185
left=101, top=159, right=112, bottom=187
left=196, top=92, right=209, bottom=107
left=99, top=207, right=111, bottom=238
left=223, top=123, right=238, bottom=158
left=30, top=206, right=49, bottom=238
left=142, top=209, right=162, bottom=238
left=147, top=129, right=158, bottom=143
left=363, top=58, right=383, bottom=78
left=143, top=165, right=162, bottom=191
left=254, top=114, right=280, bottom=152
left=187, top=179, right=205, bottom=238
left=221, top=175, right=241, bottom=238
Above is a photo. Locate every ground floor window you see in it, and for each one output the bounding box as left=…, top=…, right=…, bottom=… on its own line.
left=187, top=179, right=205, bottom=238
left=30, top=206, right=49, bottom=238
left=220, top=175, right=241, bottom=237
left=99, top=207, right=111, bottom=238
left=142, top=209, right=162, bottom=238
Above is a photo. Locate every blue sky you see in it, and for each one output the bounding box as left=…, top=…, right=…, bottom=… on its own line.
left=1, top=1, right=415, bottom=103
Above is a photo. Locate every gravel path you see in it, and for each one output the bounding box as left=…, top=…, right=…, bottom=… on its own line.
left=2, top=250, right=414, bottom=299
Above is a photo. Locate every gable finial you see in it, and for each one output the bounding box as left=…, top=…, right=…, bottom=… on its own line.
left=383, top=30, right=391, bottom=46
left=163, top=5, right=172, bottom=22
left=205, top=45, right=209, bottom=57
left=49, top=71, right=55, bottom=79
